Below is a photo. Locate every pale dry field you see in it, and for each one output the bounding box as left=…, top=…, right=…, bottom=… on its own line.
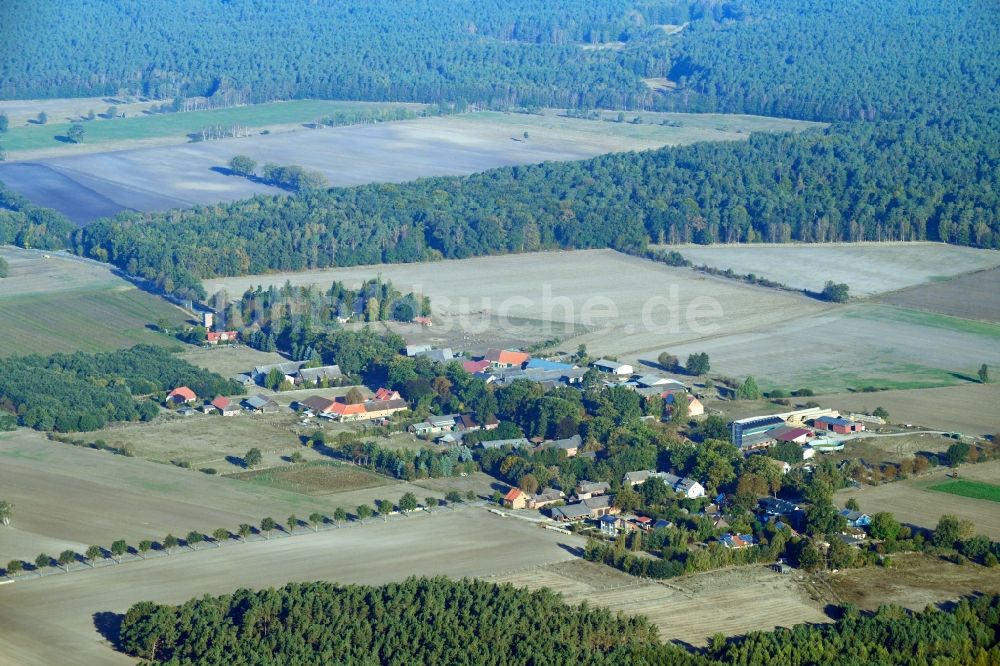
left=674, top=242, right=1000, bottom=296
left=0, top=509, right=584, bottom=666
left=877, top=266, right=1000, bottom=323
left=0, top=110, right=819, bottom=223
left=835, top=459, right=1000, bottom=537
left=204, top=249, right=827, bottom=360
left=665, top=303, right=1000, bottom=393
left=488, top=560, right=829, bottom=646
left=178, top=345, right=289, bottom=379
left=815, top=383, right=1000, bottom=437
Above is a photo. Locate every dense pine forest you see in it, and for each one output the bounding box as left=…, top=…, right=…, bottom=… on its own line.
left=0, top=0, right=667, bottom=110
left=75, top=113, right=1000, bottom=297
left=0, top=345, right=241, bottom=432
left=119, top=579, right=1000, bottom=665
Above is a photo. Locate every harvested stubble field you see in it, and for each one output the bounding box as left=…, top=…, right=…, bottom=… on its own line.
left=836, top=459, right=1000, bottom=537
left=877, top=266, right=1000, bottom=323
left=826, top=552, right=1000, bottom=611
left=87, top=410, right=307, bottom=468
left=488, top=559, right=829, bottom=646
left=0, top=247, right=188, bottom=356
left=0, top=109, right=819, bottom=224
left=0, top=507, right=584, bottom=666
left=814, top=383, right=1000, bottom=436
left=204, top=249, right=828, bottom=361
left=673, top=242, right=1000, bottom=297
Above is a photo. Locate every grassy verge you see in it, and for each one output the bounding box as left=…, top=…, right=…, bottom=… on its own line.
left=927, top=479, right=1000, bottom=503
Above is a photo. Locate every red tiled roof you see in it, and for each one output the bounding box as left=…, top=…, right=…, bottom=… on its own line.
left=484, top=349, right=530, bottom=366
left=211, top=396, right=230, bottom=410
left=776, top=427, right=812, bottom=442
left=168, top=386, right=197, bottom=401
left=374, top=388, right=400, bottom=401
left=462, top=360, right=492, bottom=374
left=504, top=488, right=525, bottom=501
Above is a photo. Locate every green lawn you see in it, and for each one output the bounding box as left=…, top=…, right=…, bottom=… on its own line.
left=1, top=100, right=425, bottom=153
left=927, top=479, right=1000, bottom=503
left=848, top=305, right=1000, bottom=342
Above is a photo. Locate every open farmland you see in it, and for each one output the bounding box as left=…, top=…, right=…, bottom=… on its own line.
left=0, top=247, right=189, bottom=356
left=836, top=460, right=1000, bottom=537
left=204, top=250, right=1000, bottom=394
left=813, top=383, right=1000, bottom=436
left=204, top=249, right=829, bottom=360
left=674, top=242, right=1000, bottom=297
left=0, top=109, right=820, bottom=224
left=489, top=560, right=829, bottom=647
left=229, top=462, right=393, bottom=496
left=666, top=303, right=1000, bottom=394
left=877, top=266, right=1000, bottom=323
left=928, top=479, right=1000, bottom=503
left=0, top=503, right=583, bottom=666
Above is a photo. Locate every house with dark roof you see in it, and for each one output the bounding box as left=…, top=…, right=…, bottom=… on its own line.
left=575, top=481, right=611, bottom=500
left=839, top=509, right=871, bottom=528
left=541, top=434, right=582, bottom=457
left=599, top=514, right=619, bottom=536
left=409, top=414, right=458, bottom=436
left=243, top=394, right=281, bottom=413
left=295, top=365, right=343, bottom=386
left=527, top=488, right=565, bottom=509
left=251, top=361, right=305, bottom=383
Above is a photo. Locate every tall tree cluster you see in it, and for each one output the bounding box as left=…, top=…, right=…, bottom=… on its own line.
left=118, top=580, right=1000, bottom=665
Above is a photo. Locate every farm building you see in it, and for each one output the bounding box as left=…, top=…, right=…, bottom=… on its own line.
left=251, top=361, right=304, bottom=385
left=461, top=359, right=492, bottom=374
left=771, top=425, right=813, bottom=445
left=405, top=344, right=433, bottom=356
left=730, top=415, right=785, bottom=451
left=295, top=365, right=343, bottom=386
left=635, top=375, right=686, bottom=389
left=541, top=434, right=582, bottom=457
left=502, top=488, right=528, bottom=510
left=206, top=396, right=241, bottom=416
left=476, top=437, right=531, bottom=450
left=456, top=413, right=498, bottom=432
left=374, top=388, right=401, bottom=401
left=814, top=416, right=865, bottom=434
left=410, top=414, right=458, bottom=436
left=166, top=386, right=197, bottom=405
left=412, top=347, right=454, bottom=363
left=243, top=394, right=280, bottom=414
left=484, top=348, right=531, bottom=369
left=525, top=358, right=576, bottom=372
left=591, top=359, right=633, bottom=375
left=528, top=488, right=566, bottom=509
left=623, top=470, right=705, bottom=498
left=324, top=398, right=407, bottom=422
left=575, top=481, right=610, bottom=500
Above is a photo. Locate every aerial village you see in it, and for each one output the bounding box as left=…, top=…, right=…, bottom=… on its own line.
left=158, top=313, right=899, bottom=562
